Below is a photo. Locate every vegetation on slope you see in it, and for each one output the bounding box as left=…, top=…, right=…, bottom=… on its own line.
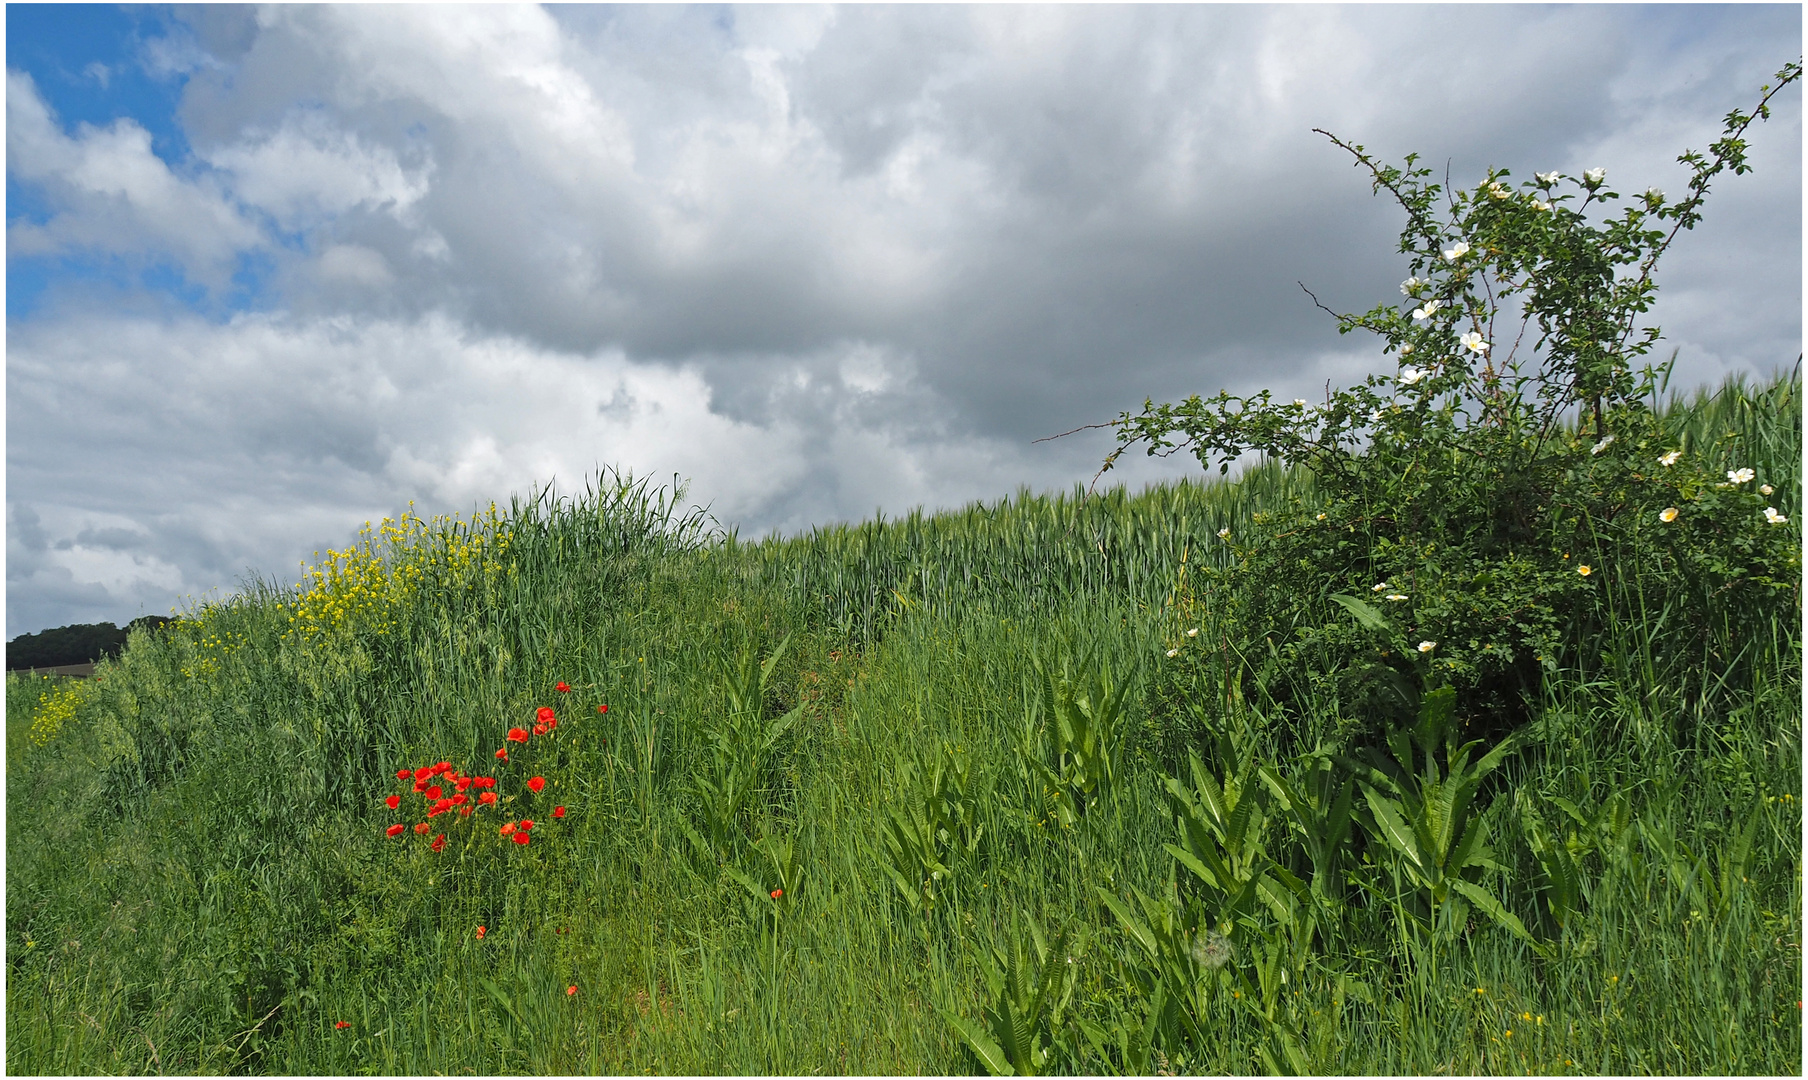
left=7, top=64, right=1799, bottom=1077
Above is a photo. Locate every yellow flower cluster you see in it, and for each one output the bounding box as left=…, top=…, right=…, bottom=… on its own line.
left=28, top=679, right=90, bottom=748
left=284, top=503, right=514, bottom=646
left=177, top=626, right=247, bottom=679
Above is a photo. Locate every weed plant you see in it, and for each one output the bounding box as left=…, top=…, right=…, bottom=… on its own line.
left=7, top=69, right=1801, bottom=1076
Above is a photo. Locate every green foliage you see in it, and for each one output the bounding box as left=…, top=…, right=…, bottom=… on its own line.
left=940, top=914, right=1079, bottom=1076
left=1014, top=653, right=1134, bottom=827
left=686, top=634, right=806, bottom=857
left=877, top=739, right=986, bottom=916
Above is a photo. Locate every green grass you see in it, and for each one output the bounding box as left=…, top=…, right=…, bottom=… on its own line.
left=6, top=375, right=1799, bottom=1075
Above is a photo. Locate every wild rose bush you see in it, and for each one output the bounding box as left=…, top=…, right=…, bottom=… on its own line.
left=1121, top=64, right=1802, bottom=750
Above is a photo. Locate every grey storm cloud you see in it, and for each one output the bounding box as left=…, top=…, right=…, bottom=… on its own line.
left=6, top=3, right=1801, bottom=637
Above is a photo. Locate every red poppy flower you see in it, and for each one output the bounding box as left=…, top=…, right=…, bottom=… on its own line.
left=414, top=822, right=430, bottom=834
left=533, top=724, right=547, bottom=736
left=553, top=806, right=566, bottom=818
left=771, top=889, right=783, bottom=899
left=425, top=785, right=443, bottom=801
left=597, top=704, right=608, bottom=714
left=385, top=795, right=401, bottom=810
left=386, top=824, right=405, bottom=837
left=527, top=776, right=546, bottom=793
left=495, top=748, right=508, bottom=761
left=476, top=925, right=487, bottom=939
left=436, top=761, right=453, bottom=774
left=396, top=768, right=411, bottom=781
left=556, top=682, right=571, bottom=693
left=430, top=834, right=446, bottom=853
left=546, top=717, right=558, bottom=730
left=335, top=1020, right=352, bottom=1029
left=499, top=822, right=517, bottom=836
left=428, top=802, right=449, bottom=818
left=513, top=832, right=531, bottom=846
left=414, top=767, right=433, bottom=781
left=479, top=791, right=498, bottom=805
left=413, top=778, right=429, bottom=793
left=507, top=727, right=531, bottom=744
left=452, top=793, right=470, bottom=805
left=459, top=806, right=473, bottom=818
left=566, top=985, right=577, bottom=996
left=536, top=706, right=556, bottom=722
left=476, top=776, right=496, bottom=789
left=520, top=819, right=535, bottom=831
left=455, top=777, right=471, bottom=791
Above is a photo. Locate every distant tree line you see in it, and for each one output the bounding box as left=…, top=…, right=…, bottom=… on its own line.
left=5, top=617, right=173, bottom=671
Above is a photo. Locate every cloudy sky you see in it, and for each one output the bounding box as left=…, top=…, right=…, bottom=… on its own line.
left=6, top=4, right=1801, bottom=638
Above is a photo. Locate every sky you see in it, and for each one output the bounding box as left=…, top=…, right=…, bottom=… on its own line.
left=5, top=3, right=1802, bottom=639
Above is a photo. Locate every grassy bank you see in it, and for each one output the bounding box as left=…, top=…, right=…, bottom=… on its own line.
left=6, top=373, right=1800, bottom=1075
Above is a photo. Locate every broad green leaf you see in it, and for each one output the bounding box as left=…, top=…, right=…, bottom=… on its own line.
left=1095, top=886, right=1159, bottom=959
left=1448, top=878, right=1553, bottom=959
left=1328, top=592, right=1393, bottom=635
left=1362, top=785, right=1425, bottom=873
left=939, top=1008, right=1015, bottom=1076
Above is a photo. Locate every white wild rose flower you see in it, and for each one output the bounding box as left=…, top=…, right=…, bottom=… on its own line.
left=1400, top=276, right=1423, bottom=295
left=1536, top=171, right=1563, bottom=185
left=1418, top=641, right=1436, bottom=653
left=1217, top=527, right=1231, bottom=539
left=1398, top=367, right=1427, bottom=386
left=1659, top=507, right=1679, bottom=523
left=1385, top=593, right=1409, bottom=602
left=1399, top=342, right=1415, bottom=355
left=1412, top=299, right=1442, bottom=321
left=1659, top=450, right=1682, bottom=467
left=1592, top=435, right=1615, bottom=455
left=1764, top=507, right=1789, bottom=525
left=1531, top=198, right=1551, bottom=211
left=1584, top=167, right=1606, bottom=185
left=1727, top=467, right=1756, bottom=484
left=1372, top=582, right=1391, bottom=592
left=1759, top=484, right=1774, bottom=496
left=1442, top=241, right=1470, bottom=262
left=1459, top=331, right=1489, bottom=354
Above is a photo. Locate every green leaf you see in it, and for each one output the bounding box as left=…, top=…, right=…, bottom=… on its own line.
left=1328, top=593, right=1393, bottom=635
left=1095, top=886, right=1159, bottom=959
left=1361, top=784, right=1424, bottom=874
left=1447, top=879, right=1552, bottom=959
left=939, top=1007, right=1015, bottom=1076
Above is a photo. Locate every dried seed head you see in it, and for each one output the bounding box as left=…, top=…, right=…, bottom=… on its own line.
left=1191, top=929, right=1233, bottom=970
